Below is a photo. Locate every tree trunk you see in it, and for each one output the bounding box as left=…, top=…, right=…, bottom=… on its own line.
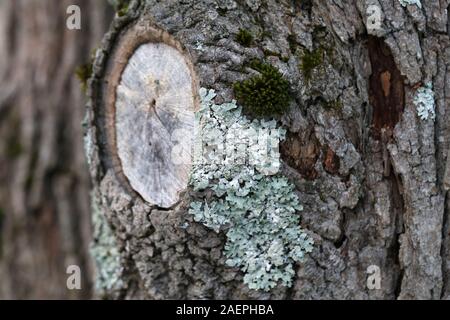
left=0, top=0, right=112, bottom=299
left=87, top=0, right=450, bottom=299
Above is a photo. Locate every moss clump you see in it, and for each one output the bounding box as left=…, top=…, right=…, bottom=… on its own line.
left=299, top=27, right=336, bottom=81
left=236, top=29, right=253, bottom=47
left=300, top=47, right=324, bottom=80
left=75, top=63, right=93, bottom=93
left=109, top=0, right=130, bottom=16
left=234, top=60, right=291, bottom=117
left=117, top=3, right=129, bottom=16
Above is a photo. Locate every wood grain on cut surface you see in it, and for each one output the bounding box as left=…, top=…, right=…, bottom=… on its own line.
left=116, top=43, right=195, bottom=208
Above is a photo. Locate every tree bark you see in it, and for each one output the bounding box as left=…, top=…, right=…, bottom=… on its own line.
left=0, top=0, right=112, bottom=299
left=87, top=0, right=450, bottom=299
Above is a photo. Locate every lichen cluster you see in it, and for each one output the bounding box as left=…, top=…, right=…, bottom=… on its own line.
left=189, top=89, right=314, bottom=291
left=233, top=60, right=291, bottom=117
left=90, top=198, right=124, bottom=294
left=414, top=83, right=435, bottom=121
left=399, top=0, right=422, bottom=8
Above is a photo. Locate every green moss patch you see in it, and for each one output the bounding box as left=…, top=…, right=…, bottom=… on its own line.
left=109, top=0, right=130, bottom=16
left=236, top=29, right=253, bottom=47
left=233, top=60, right=291, bottom=117
left=300, top=47, right=324, bottom=80
left=75, top=63, right=93, bottom=93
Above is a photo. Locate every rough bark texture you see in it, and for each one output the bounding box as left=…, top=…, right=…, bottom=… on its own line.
left=86, top=0, right=450, bottom=299
left=0, top=0, right=112, bottom=299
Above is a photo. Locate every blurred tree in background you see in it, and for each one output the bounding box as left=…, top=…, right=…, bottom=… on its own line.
left=0, top=0, right=113, bottom=299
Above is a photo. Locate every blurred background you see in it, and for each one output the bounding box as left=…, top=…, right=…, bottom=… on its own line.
left=0, top=0, right=115, bottom=299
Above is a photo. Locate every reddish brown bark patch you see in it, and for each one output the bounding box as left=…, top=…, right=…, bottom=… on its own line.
left=280, top=131, right=319, bottom=180
left=323, top=146, right=340, bottom=174
left=367, top=36, right=405, bottom=140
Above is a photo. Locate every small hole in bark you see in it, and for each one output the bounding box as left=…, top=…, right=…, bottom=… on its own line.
left=149, top=98, right=156, bottom=111
left=367, top=36, right=405, bottom=140
left=334, top=234, right=347, bottom=249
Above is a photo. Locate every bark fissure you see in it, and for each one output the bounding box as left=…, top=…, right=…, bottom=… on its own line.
left=367, top=36, right=405, bottom=140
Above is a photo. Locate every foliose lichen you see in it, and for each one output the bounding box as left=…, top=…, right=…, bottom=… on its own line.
left=399, top=0, right=422, bottom=8
left=90, top=197, right=124, bottom=295
left=413, top=83, right=435, bottom=121
left=233, top=60, right=291, bottom=117
left=189, top=88, right=314, bottom=291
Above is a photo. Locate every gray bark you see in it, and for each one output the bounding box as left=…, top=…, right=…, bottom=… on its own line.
left=86, top=0, right=450, bottom=299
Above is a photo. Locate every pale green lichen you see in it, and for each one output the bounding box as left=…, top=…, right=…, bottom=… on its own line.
left=90, top=197, right=124, bottom=295
left=414, top=83, right=435, bottom=121
left=399, top=0, right=422, bottom=8
left=195, top=41, right=206, bottom=52
left=189, top=89, right=314, bottom=291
